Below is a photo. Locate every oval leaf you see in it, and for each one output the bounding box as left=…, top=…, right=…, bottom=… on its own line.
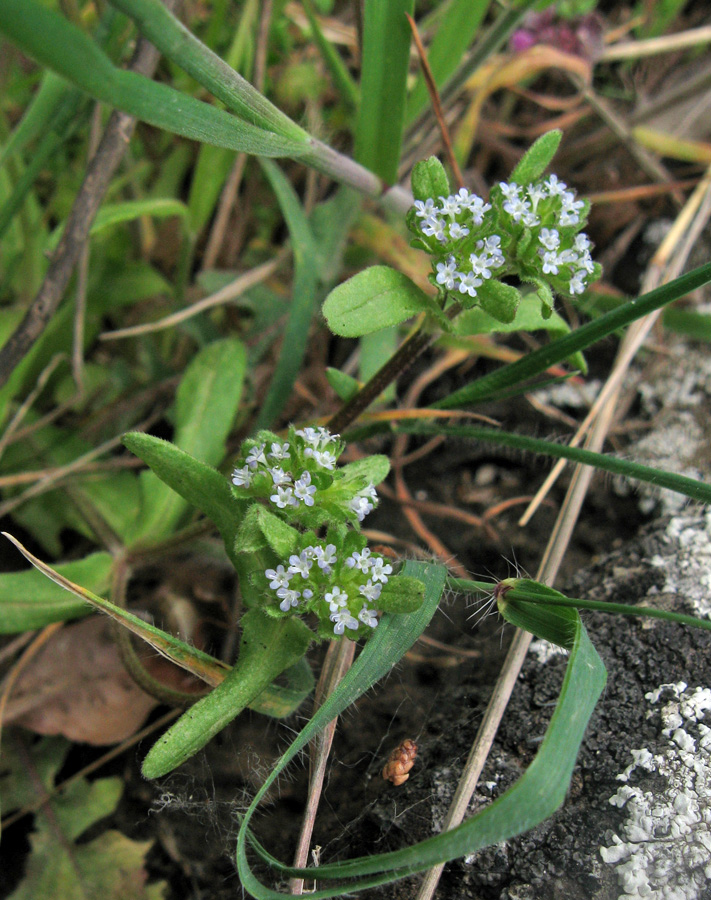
left=323, top=266, right=431, bottom=337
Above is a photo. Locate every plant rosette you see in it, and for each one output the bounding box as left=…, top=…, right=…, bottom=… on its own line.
left=230, top=425, right=389, bottom=529
left=407, top=150, right=602, bottom=323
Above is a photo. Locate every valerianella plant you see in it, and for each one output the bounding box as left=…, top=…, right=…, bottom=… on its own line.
left=406, top=137, right=601, bottom=325
left=231, top=425, right=425, bottom=641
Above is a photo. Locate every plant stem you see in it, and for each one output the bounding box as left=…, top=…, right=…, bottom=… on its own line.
left=327, top=303, right=461, bottom=434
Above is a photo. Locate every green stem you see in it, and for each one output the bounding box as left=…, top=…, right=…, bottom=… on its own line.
left=505, top=586, right=711, bottom=633
left=327, top=302, right=461, bottom=433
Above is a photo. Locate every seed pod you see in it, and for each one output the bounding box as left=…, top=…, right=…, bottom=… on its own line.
left=382, top=739, right=418, bottom=786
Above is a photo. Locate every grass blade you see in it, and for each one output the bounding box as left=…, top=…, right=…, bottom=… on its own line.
left=108, top=0, right=307, bottom=141
left=235, top=562, right=605, bottom=895
left=255, top=161, right=320, bottom=430
left=355, top=0, right=414, bottom=184
left=0, top=0, right=307, bottom=159
left=433, top=261, right=711, bottom=409
left=2, top=534, right=229, bottom=686
left=397, top=422, right=711, bottom=507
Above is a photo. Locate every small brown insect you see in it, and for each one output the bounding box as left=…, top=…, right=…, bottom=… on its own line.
left=382, top=739, right=418, bottom=786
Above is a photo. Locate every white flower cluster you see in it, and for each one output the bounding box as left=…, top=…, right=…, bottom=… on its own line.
left=264, top=542, right=393, bottom=636
left=231, top=426, right=378, bottom=522
left=433, top=236, right=505, bottom=298
left=600, top=681, right=711, bottom=899
left=413, top=174, right=596, bottom=299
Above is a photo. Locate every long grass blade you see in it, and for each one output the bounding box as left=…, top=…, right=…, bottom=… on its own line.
left=235, top=561, right=605, bottom=896
left=0, top=0, right=306, bottom=158
left=355, top=0, right=414, bottom=184
left=255, top=161, right=320, bottom=430
left=108, top=0, right=307, bottom=141
left=433, top=261, right=711, bottom=409
left=396, top=422, right=711, bottom=506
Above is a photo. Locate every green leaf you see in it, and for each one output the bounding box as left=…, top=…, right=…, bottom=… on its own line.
left=497, top=579, right=579, bottom=648
left=109, top=0, right=306, bottom=141
left=323, top=266, right=431, bottom=337
left=255, top=506, right=301, bottom=558
left=0, top=71, right=75, bottom=169
left=0, top=552, right=113, bottom=633
left=47, top=198, right=190, bottom=252
left=142, top=609, right=313, bottom=778
left=377, top=575, right=425, bottom=614
left=452, top=299, right=587, bottom=374
left=475, top=280, right=521, bottom=323
left=130, top=338, right=246, bottom=542
left=0, top=0, right=307, bottom=159
left=433, top=261, right=711, bottom=409
left=235, top=563, right=606, bottom=897
left=411, top=157, right=450, bottom=202
left=2, top=736, right=167, bottom=900
left=339, top=454, right=390, bottom=488
left=354, top=0, right=414, bottom=184
left=121, top=433, right=243, bottom=564
left=510, top=130, right=562, bottom=185
left=3, top=533, right=230, bottom=687
left=255, top=160, right=319, bottom=429
left=325, top=367, right=361, bottom=402
left=395, top=421, right=711, bottom=508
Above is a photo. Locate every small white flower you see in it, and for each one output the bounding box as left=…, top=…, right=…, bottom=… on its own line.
left=317, top=544, right=338, bottom=571
left=559, top=192, right=584, bottom=226
left=265, top=565, right=290, bottom=590
left=545, top=174, right=567, bottom=195
left=448, top=222, right=469, bottom=240
left=232, top=465, right=253, bottom=487
left=574, top=233, right=591, bottom=252
left=271, top=485, right=295, bottom=508
left=439, top=194, right=461, bottom=216
left=481, top=235, right=501, bottom=253
left=557, top=249, right=579, bottom=266
left=436, top=256, right=459, bottom=290
left=288, top=551, right=312, bottom=578
left=539, top=228, right=561, bottom=251
left=362, top=483, right=378, bottom=501
left=268, top=441, right=290, bottom=461
left=413, top=198, right=435, bottom=218
left=457, top=271, right=482, bottom=298
left=522, top=210, right=540, bottom=227
left=270, top=467, right=291, bottom=486
left=503, top=196, right=532, bottom=223
left=302, top=588, right=313, bottom=600
left=370, top=558, right=393, bottom=583
left=325, top=586, right=348, bottom=612
left=295, top=426, right=320, bottom=445
left=246, top=443, right=267, bottom=469
left=359, top=580, right=382, bottom=602
left=278, top=588, right=301, bottom=612
left=421, top=215, right=446, bottom=241
left=465, top=195, right=491, bottom=224
left=330, top=609, right=360, bottom=635
left=541, top=251, right=560, bottom=275
left=294, top=471, right=317, bottom=506
left=569, top=270, right=587, bottom=295
left=358, top=606, right=379, bottom=628
left=346, top=548, right=372, bottom=572
left=579, top=251, right=595, bottom=274
left=312, top=450, right=337, bottom=470
left=527, top=183, right=547, bottom=207
left=499, top=182, right=520, bottom=201
left=349, top=495, right=374, bottom=522
left=469, top=252, right=492, bottom=280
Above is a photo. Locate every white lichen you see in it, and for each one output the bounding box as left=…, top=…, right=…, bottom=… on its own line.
left=600, top=682, right=711, bottom=899
left=649, top=511, right=711, bottom=619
